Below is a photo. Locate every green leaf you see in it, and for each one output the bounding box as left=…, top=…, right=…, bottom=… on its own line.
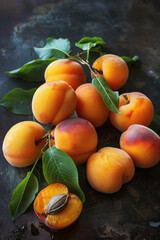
left=75, top=36, right=105, bottom=51
left=34, top=37, right=71, bottom=60
left=89, top=46, right=106, bottom=64
left=92, top=77, right=119, bottom=113
left=121, top=55, right=139, bottom=67
left=9, top=172, right=38, bottom=221
left=149, top=110, right=160, bottom=133
left=33, top=115, right=53, bottom=132
left=42, top=147, right=85, bottom=203
left=6, top=58, right=57, bottom=81
left=0, top=88, right=36, bottom=115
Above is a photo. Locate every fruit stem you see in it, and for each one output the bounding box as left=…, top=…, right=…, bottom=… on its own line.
left=123, top=94, right=130, bottom=104
left=35, top=133, right=48, bottom=145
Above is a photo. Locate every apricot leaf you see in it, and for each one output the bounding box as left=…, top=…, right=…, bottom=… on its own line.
left=75, top=37, right=105, bottom=51
left=75, top=37, right=105, bottom=62
left=6, top=58, right=57, bottom=81
left=9, top=172, right=39, bottom=221
left=42, top=147, right=85, bottom=203
left=34, top=37, right=71, bottom=60
left=0, top=88, right=36, bottom=115
left=33, top=115, right=53, bottom=132
left=92, top=77, right=120, bottom=113
left=121, top=56, right=139, bottom=67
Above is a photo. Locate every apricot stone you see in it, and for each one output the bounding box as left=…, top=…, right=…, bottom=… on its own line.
left=54, top=118, right=98, bottom=165
left=92, top=54, right=129, bottom=90
left=120, top=124, right=160, bottom=168
left=86, top=147, right=135, bottom=193
left=75, top=83, right=110, bottom=127
left=32, top=81, right=77, bottom=125
left=2, top=121, right=46, bottom=167
left=45, top=59, right=86, bottom=90
left=110, top=92, right=154, bottom=132
left=34, top=183, right=82, bottom=229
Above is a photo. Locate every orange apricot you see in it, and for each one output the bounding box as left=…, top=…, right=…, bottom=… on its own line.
left=75, top=83, right=110, bottom=127
left=32, top=81, right=77, bottom=125
left=110, top=92, right=154, bottom=132
left=45, top=59, right=86, bottom=90
left=34, top=183, right=82, bottom=229
left=54, top=118, right=98, bottom=165
left=2, top=121, right=46, bottom=167
left=92, top=54, right=129, bottom=90
left=86, top=147, right=135, bottom=193
left=120, top=124, right=160, bottom=168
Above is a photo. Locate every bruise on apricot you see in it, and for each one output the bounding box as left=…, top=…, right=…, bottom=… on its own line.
left=34, top=183, right=82, bottom=229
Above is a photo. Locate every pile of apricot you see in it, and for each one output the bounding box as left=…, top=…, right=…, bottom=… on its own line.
left=2, top=54, right=160, bottom=229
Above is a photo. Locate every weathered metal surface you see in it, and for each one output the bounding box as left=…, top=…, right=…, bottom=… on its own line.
left=0, top=0, right=160, bottom=239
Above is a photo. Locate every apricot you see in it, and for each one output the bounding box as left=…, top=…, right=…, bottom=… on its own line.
left=2, top=121, right=46, bottom=167
left=32, top=81, right=77, bottom=125
left=54, top=118, right=98, bottom=165
left=45, top=59, right=86, bottom=90
left=75, top=83, right=110, bottom=127
left=110, top=92, right=154, bottom=132
left=92, top=54, right=129, bottom=90
left=86, top=147, right=135, bottom=193
left=120, top=124, right=160, bottom=168
left=34, top=183, right=82, bottom=229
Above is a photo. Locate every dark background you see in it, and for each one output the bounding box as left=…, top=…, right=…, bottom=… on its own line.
left=0, top=0, right=160, bottom=239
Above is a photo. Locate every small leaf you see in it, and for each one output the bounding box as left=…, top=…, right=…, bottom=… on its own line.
left=92, top=77, right=119, bottom=113
left=121, top=55, right=139, bottom=67
left=75, top=36, right=105, bottom=51
left=0, top=88, right=36, bottom=115
left=6, top=58, right=57, bottom=81
left=9, top=172, right=38, bottom=221
left=42, top=147, right=85, bottom=203
left=149, top=110, right=160, bottom=134
left=33, top=115, right=53, bottom=132
left=34, top=38, right=71, bottom=60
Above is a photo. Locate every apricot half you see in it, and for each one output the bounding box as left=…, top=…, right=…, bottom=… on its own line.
left=86, top=147, right=135, bottom=193
left=75, top=83, right=110, bottom=127
left=34, top=183, right=82, bottom=229
left=92, top=54, right=129, bottom=90
left=54, top=118, right=98, bottom=165
left=2, top=121, right=46, bottom=167
left=32, top=81, right=77, bottom=125
left=110, top=92, right=154, bottom=132
left=120, top=124, right=160, bottom=168
left=45, top=59, right=86, bottom=90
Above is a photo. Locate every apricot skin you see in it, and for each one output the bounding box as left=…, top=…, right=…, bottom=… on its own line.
left=92, top=54, right=129, bottom=90
left=34, top=183, right=82, bottom=229
left=75, top=83, right=110, bottom=127
left=54, top=118, right=98, bottom=165
left=86, top=147, right=135, bottom=194
left=45, top=59, right=86, bottom=90
left=110, top=92, right=154, bottom=132
left=2, top=121, right=46, bottom=167
left=120, top=124, right=160, bottom=168
left=32, top=81, right=77, bottom=125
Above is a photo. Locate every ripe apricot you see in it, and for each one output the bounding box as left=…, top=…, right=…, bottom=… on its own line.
left=120, top=124, right=160, bottom=168
left=92, top=54, right=129, bottom=90
left=110, top=92, right=154, bottom=132
left=45, top=59, right=86, bottom=90
left=2, top=121, right=46, bottom=167
left=34, top=183, right=82, bottom=229
left=75, top=83, right=110, bottom=127
left=86, top=147, right=135, bottom=193
left=54, top=118, right=98, bottom=165
left=32, top=81, right=77, bottom=125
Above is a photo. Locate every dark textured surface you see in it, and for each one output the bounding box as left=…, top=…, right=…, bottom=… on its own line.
left=0, top=0, right=160, bottom=239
